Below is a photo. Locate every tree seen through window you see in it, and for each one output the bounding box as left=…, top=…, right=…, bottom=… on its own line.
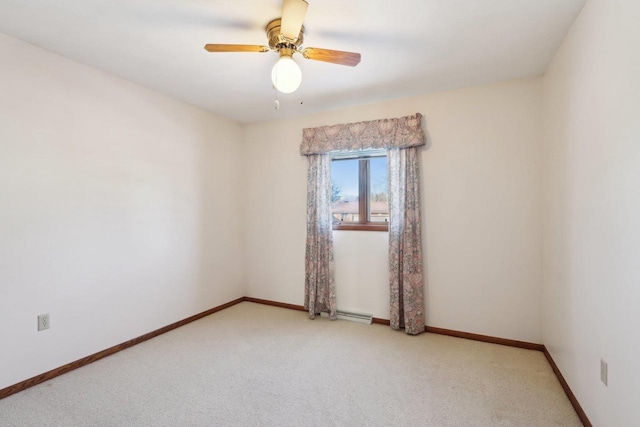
left=331, top=155, right=388, bottom=231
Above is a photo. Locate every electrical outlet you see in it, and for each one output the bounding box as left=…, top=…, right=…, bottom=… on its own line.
left=37, top=313, right=50, bottom=331
left=600, top=358, right=608, bottom=386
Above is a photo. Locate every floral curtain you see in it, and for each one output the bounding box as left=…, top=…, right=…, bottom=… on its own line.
left=304, top=154, right=337, bottom=320
left=387, top=147, right=425, bottom=335
left=301, top=113, right=426, bottom=333
left=300, top=113, right=425, bottom=155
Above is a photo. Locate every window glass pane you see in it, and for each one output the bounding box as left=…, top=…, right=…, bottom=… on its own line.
left=331, top=159, right=359, bottom=223
left=369, top=156, right=388, bottom=222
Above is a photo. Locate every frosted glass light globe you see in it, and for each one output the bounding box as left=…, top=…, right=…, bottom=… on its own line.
left=271, top=55, right=302, bottom=94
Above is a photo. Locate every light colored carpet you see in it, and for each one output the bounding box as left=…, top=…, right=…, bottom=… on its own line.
left=0, top=302, right=582, bottom=426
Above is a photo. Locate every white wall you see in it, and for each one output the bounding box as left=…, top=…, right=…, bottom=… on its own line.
left=244, top=77, right=543, bottom=343
left=542, top=0, right=640, bottom=425
left=0, top=34, right=245, bottom=390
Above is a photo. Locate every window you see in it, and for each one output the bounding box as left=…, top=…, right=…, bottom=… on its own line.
left=331, top=152, right=388, bottom=231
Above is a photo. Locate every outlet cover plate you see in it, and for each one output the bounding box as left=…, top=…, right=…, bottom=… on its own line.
left=38, top=313, right=50, bottom=331
left=600, top=358, right=608, bottom=386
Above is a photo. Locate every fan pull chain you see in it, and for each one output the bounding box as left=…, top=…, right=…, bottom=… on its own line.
left=273, top=66, right=280, bottom=110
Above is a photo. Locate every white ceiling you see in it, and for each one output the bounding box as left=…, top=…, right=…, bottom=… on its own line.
left=0, top=0, right=585, bottom=124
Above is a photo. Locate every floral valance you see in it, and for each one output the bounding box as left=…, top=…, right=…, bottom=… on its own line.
left=300, top=113, right=426, bottom=155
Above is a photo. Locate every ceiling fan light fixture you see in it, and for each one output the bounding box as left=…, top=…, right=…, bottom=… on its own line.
left=204, top=0, right=361, bottom=98
left=271, top=50, right=302, bottom=94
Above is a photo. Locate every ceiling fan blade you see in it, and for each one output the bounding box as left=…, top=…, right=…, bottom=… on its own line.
left=204, top=44, right=270, bottom=53
left=302, top=47, right=361, bottom=67
left=281, top=0, right=308, bottom=41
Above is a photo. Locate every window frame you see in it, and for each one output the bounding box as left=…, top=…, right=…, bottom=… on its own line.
left=331, top=152, right=388, bottom=232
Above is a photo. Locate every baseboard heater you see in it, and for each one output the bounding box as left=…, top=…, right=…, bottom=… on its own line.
left=321, top=310, right=373, bottom=325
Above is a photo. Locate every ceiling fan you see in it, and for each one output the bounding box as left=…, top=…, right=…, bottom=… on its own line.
left=204, top=0, right=361, bottom=94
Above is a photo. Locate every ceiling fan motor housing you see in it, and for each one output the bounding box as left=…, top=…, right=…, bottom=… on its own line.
left=267, top=18, right=305, bottom=51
